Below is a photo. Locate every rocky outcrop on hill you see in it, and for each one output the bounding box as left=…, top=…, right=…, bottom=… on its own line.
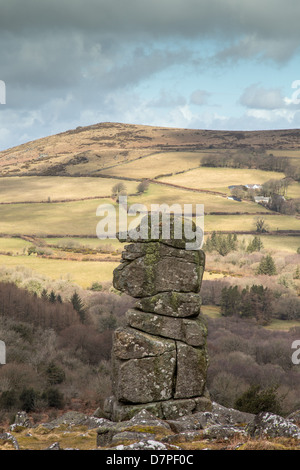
left=96, top=403, right=300, bottom=449
left=103, top=216, right=210, bottom=422
left=2, top=404, right=300, bottom=450
left=247, top=412, right=300, bottom=439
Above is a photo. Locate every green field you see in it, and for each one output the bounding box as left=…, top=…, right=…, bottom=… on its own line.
left=201, top=305, right=222, bottom=318
left=204, top=213, right=300, bottom=232
left=158, top=166, right=286, bottom=194
left=0, top=176, right=140, bottom=203
left=202, top=304, right=300, bottom=331
left=0, top=237, right=32, bottom=254
left=285, top=182, right=300, bottom=199
left=0, top=195, right=298, bottom=237
left=0, top=198, right=113, bottom=236
left=127, top=183, right=272, bottom=213
left=99, top=151, right=206, bottom=179
left=0, top=254, right=118, bottom=288
left=41, top=236, right=124, bottom=250
left=236, top=234, right=300, bottom=253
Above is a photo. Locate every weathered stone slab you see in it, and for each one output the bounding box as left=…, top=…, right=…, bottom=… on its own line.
left=194, top=396, right=213, bottom=413
left=113, top=350, right=176, bottom=404
left=174, top=342, right=208, bottom=399
left=103, top=396, right=165, bottom=422
left=135, top=292, right=201, bottom=318
left=103, top=396, right=212, bottom=422
left=113, top=242, right=205, bottom=298
left=161, top=399, right=198, bottom=420
left=126, top=309, right=207, bottom=347
left=113, top=327, right=176, bottom=360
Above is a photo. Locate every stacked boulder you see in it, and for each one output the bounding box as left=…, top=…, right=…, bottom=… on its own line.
left=103, top=216, right=212, bottom=421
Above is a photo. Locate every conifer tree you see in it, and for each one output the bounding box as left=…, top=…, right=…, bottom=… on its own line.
left=41, top=289, right=48, bottom=301
left=247, top=236, right=264, bottom=253
left=257, top=254, right=276, bottom=275
left=49, top=291, right=56, bottom=303
left=71, top=291, right=86, bottom=323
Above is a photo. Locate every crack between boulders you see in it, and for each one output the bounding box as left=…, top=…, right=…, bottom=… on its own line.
left=172, top=341, right=178, bottom=398
left=125, top=323, right=182, bottom=344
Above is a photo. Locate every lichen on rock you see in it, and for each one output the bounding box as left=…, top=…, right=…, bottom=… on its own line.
left=105, top=216, right=211, bottom=422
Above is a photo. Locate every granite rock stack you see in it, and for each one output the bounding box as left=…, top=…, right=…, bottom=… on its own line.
left=103, top=216, right=212, bottom=421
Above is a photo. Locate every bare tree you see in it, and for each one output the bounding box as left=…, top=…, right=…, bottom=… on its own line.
left=111, top=182, right=127, bottom=197
left=254, top=217, right=268, bottom=233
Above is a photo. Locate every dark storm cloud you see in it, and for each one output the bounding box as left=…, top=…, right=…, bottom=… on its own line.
left=1, top=0, right=300, bottom=150
left=1, top=32, right=191, bottom=110
left=1, top=0, right=300, bottom=92
left=1, top=0, right=300, bottom=43
left=1, top=0, right=299, bottom=97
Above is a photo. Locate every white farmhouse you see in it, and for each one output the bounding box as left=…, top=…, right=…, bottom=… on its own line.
left=254, top=196, right=270, bottom=204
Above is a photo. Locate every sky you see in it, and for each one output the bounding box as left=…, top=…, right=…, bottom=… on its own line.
left=0, top=0, right=300, bottom=151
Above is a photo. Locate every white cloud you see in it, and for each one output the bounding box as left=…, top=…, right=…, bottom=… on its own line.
left=239, top=84, right=286, bottom=110
left=238, top=82, right=300, bottom=124
left=190, top=90, right=211, bottom=106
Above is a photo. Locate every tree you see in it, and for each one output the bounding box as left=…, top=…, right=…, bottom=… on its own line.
left=111, top=182, right=126, bottom=197
left=220, top=286, right=241, bottom=316
left=220, top=284, right=274, bottom=324
left=247, top=236, right=264, bottom=253
left=49, top=291, right=57, bottom=303
left=241, top=285, right=273, bottom=324
left=19, top=388, right=38, bottom=412
left=203, top=232, right=237, bottom=256
left=137, top=180, right=149, bottom=193
left=90, top=282, right=103, bottom=291
left=254, top=217, right=268, bottom=233
left=217, top=237, right=232, bottom=256
left=71, top=292, right=86, bottom=323
left=27, top=246, right=37, bottom=256
left=99, top=314, right=117, bottom=332
left=261, top=179, right=282, bottom=197
left=234, top=385, right=282, bottom=415
left=257, top=254, right=277, bottom=276
left=294, top=266, right=300, bottom=280
left=41, top=289, right=48, bottom=301
left=46, top=362, right=65, bottom=385
left=43, top=388, right=64, bottom=408
left=268, top=193, right=285, bottom=213
left=0, top=390, right=18, bottom=410
left=230, top=187, right=245, bottom=200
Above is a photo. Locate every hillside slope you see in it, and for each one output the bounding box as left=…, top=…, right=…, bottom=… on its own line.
left=0, top=122, right=300, bottom=177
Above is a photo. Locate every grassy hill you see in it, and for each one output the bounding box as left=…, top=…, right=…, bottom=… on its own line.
left=1, top=122, right=300, bottom=177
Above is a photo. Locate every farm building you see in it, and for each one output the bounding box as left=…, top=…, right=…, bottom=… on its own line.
left=254, top=196, right=270, bottom=204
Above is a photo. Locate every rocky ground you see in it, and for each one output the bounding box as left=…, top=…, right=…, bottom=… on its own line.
left=1, top=402, right=300, bottom=451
